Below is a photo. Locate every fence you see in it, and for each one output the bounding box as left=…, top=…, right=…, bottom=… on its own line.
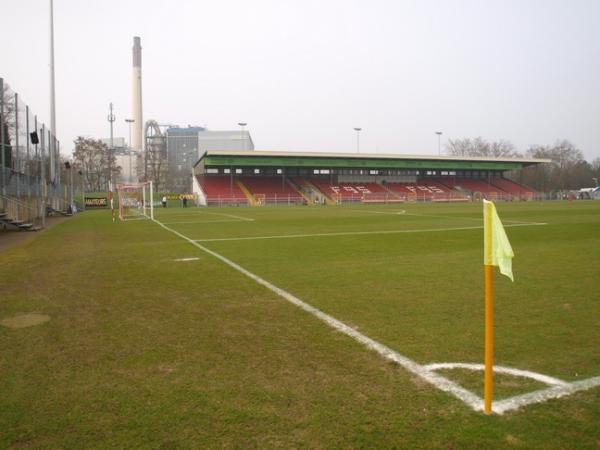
left=1, top=78, right=70, bottom=228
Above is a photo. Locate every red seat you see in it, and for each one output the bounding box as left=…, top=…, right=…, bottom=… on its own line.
left=241, top=177, right=303, bottom=203
left=438, top=178, right=507, bottom=199
left=490, top=178, right=536, bottom=197
left=200, top=176, right=248, bottom=204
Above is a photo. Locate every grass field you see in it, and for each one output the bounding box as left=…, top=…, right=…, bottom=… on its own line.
left=1, top=201, right=599, bottom=448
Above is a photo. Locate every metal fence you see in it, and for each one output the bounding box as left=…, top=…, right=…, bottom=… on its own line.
left=1, top=78, right=69, bottom=228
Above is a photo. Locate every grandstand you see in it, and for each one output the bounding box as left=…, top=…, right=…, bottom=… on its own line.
left=489, top=176, right=536, bottom=198
left=241, top=176, right=304, bottom=205
left=193, top=151, right=548, bottom=206
left=200, top=176, right=249, bottom=206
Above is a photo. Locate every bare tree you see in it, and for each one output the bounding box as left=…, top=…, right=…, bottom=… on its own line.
left=72, top=137, right=121, bottom=192
left=446, top=137, right=521, bottom=157
left=1, top=83, right=15, bottom=169
left=522, top=140, right=588, bottom=191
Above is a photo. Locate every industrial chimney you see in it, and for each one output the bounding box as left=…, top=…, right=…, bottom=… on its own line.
left=132, top=36, right=143, bottom=151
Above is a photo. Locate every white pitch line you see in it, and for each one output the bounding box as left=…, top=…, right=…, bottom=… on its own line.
left=162, top=219, right=248, bottom=225
left=173, top=257, right=200, bottom=262
left=153, top=218, right=482, bottom=412
left=348, top=208, right=546, bottom=225
left=195, top=223, right=546, bottom=242
left=207, top=212, right=255, bottom=221
left=152, top=218, right=597, bottom=415
left=492, top=376, right=600, bottom=414
left=424, top=363, right=568, bottom=386
left=349, top=209, right=407, bottom=215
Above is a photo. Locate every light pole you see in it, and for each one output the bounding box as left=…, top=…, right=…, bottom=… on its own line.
left=238, top=122, right=247, bottom=151
left=107, top=103, right=116, bottom=187
left=125, top=119, right=134, bottom=148
left=435, top=131, right=443, bottom=156
left=354, top=127, right=362, bottom=153
left=64, top=160, right=73, bottom=211
left=125, top=119, right=134, bottom=182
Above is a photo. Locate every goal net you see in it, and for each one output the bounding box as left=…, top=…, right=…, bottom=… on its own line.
left=117, top=182, right=154, bottom=221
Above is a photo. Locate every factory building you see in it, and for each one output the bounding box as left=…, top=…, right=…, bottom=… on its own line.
left=165, top=126, right=254, bottom=193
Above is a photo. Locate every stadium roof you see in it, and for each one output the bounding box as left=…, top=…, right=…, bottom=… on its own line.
left=196, top=150, right=551, bottom=171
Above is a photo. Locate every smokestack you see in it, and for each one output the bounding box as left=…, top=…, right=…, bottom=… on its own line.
left=132, top=36, right=143, bottom=151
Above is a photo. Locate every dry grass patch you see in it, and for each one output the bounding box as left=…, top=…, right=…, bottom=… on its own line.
left=0, top=313, right=50, bottom=329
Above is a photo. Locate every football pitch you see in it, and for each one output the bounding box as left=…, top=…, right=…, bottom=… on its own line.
left=1, top=201, right=599, bottom=447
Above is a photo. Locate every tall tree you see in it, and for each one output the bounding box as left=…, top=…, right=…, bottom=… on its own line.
left=522, top=140, right=587, bottom=191
left=72, top=137, right=120, bottom=192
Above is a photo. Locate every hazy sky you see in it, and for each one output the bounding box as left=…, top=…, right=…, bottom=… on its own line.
left=3, top=0, right=599, bottom=160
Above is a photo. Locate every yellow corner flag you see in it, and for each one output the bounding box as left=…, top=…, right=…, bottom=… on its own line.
left=483, top=199, right=514, bottom=281
left=482, top=199, right=515, bottom=414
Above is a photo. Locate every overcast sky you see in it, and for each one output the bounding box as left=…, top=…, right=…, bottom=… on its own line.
left=2, top=0, right=599, bottom=160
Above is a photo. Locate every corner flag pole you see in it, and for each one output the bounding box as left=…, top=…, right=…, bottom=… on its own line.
left=483, top=199, right=515, bottom=415
left=483, top=201, right=494, bottom=415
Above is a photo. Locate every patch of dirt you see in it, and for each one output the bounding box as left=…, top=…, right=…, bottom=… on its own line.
left=505, top=434, right=522, bottom=445
left=0, top=313, right=51, bottom=329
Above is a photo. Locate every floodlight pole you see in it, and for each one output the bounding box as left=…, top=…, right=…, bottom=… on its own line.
left=238, top=122, right=247, bottom=151
left=436, top=131, right=443, bottom=156
left=354, top=127, right=362, bottom=153
left=125, top=119, right=134, bottom=181
left=49, top=0, right=57, bottom=152
left=125, top=118, right=134, bottom=148
left=107, top=103, right=116, bottom=186
left=0, top=77, right=5, bottom=210
left=69, top=162, right=74, bottom=208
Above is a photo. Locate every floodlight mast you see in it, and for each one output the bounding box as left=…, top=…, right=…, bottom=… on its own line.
left=353, top=127, right=362, bottom=153
left=238, top=122, right=247, bottom=151
left=435, top=131, right=443, bottom=156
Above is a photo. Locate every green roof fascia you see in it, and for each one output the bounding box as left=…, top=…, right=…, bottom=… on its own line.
left=201, top=155, right=524, bottom=171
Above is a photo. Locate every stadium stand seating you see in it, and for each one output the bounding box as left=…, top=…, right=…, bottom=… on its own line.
left=309, top=180, right=391, bottom=202
left=384, top=180, right=460, bottom=201
left=489, top=177, right=536, bottom=198
left=436, top=178, right=506, bottom=198
left=200, top=176, right=249, bottom=205
left=240, top=177, right=304, bottom=203
left=200, top=175, right=534, bottom=205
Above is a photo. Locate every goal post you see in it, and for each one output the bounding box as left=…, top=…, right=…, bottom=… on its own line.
left=116, top=181, right=154, bottom=221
